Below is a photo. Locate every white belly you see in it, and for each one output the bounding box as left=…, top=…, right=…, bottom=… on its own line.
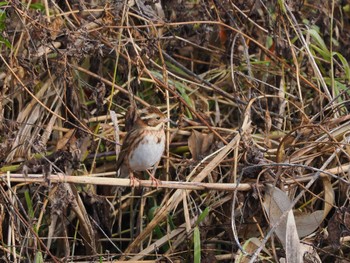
left=129, top=133, right=165, bottom=171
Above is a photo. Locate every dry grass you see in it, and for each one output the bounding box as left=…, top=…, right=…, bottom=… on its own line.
left=1, top=1, right=350, bottom=262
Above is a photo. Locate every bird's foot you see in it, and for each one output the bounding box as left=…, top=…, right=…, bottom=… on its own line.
left=149, top=173, right=161, bottom=188
left=129, top=174, right=141, bottom=187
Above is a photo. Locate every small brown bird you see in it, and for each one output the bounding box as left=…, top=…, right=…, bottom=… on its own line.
left=116, top=106, right=168, bottom=185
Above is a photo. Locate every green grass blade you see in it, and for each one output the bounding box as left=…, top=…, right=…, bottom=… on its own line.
left=193, top=226, right=201, bottom=263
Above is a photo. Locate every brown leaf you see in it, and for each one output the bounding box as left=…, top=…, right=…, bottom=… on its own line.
left=322, top=176, right=335, bottom=218
left=262, top=184, right=291, bottom=248
left=56, top=128, right=75, bottom=151
left=294, top=210, right=323, bottom=238
left=188, top=130, right=214, bottom=161
left=262, top=184, right=320, bottom=255
left=49, top=16, right=64, bottom=40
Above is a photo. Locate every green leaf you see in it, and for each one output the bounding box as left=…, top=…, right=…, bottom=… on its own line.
left=333, top=52, right=350, bottom=81
left=34, top=251, right=44, bottom=263
left=309, top=44, right=331, bottom=61
left=148, top=205, right=171, bottom=251
left=196, top=207, right=209, bottom=225
left=148, top=206, right=163, bottom=238
left=344, top=4, right=350, bottom=13
left=29, top=3, right=45, bottom=11
left=168, top=213, right=176, bottom=230
left=0, top=9, right=6, bottom=30
left=0, top=2, right=9, bottom=8
left=24, top=190, right=35, bottom=219
left=277, top=0, right=286, bottom=13
left=308, top=28, right=329, bottom=54
left=193, top=226, right=201, bottom=263
left=174, top=82, right=193, bottom=118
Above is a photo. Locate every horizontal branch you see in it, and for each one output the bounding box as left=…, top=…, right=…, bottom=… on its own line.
left=1, top=173, right=253, bottom=191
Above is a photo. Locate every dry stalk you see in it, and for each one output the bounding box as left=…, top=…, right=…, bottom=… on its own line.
left=1, top=173, right=253, bottom=192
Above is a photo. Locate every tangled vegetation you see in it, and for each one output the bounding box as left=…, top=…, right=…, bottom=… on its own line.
left=1, top=0, right=350, bottom=262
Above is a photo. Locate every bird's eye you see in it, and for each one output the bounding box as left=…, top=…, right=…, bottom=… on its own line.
left=156, top=116, right=161, bottom=120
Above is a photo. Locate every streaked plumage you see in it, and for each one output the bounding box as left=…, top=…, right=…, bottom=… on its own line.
left=116, top=106, right=167, bottom=183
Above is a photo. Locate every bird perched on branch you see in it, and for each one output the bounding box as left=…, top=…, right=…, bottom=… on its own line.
left=116, top=106, right=168, bottom=186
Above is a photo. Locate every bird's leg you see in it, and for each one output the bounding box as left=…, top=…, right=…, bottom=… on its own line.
left=129, top=172, right=140, bottom=187
left=129, top=172, right=135, bottom=187
left=146, top=161, right=161, bottom=188
left=146, top=169, right=160, bottom=188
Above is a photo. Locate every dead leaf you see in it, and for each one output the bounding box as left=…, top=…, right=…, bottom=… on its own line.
left=285, top=210, right=302, bottom=263
left=56, top=129, right=75, bottom=150
left=263, top=184, right=321, bottom=252
left=188, top=130, right=214, bottom=161
left=294, top=210, right=323, bottom=238
left=50, top=16, right=64, bottom=40
left=322, top=176, right=335, bottom=218
left=263, top=184, right=291, bottom=248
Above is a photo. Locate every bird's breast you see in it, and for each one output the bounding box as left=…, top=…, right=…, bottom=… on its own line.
left=128, top=131, right=165, bottom=171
